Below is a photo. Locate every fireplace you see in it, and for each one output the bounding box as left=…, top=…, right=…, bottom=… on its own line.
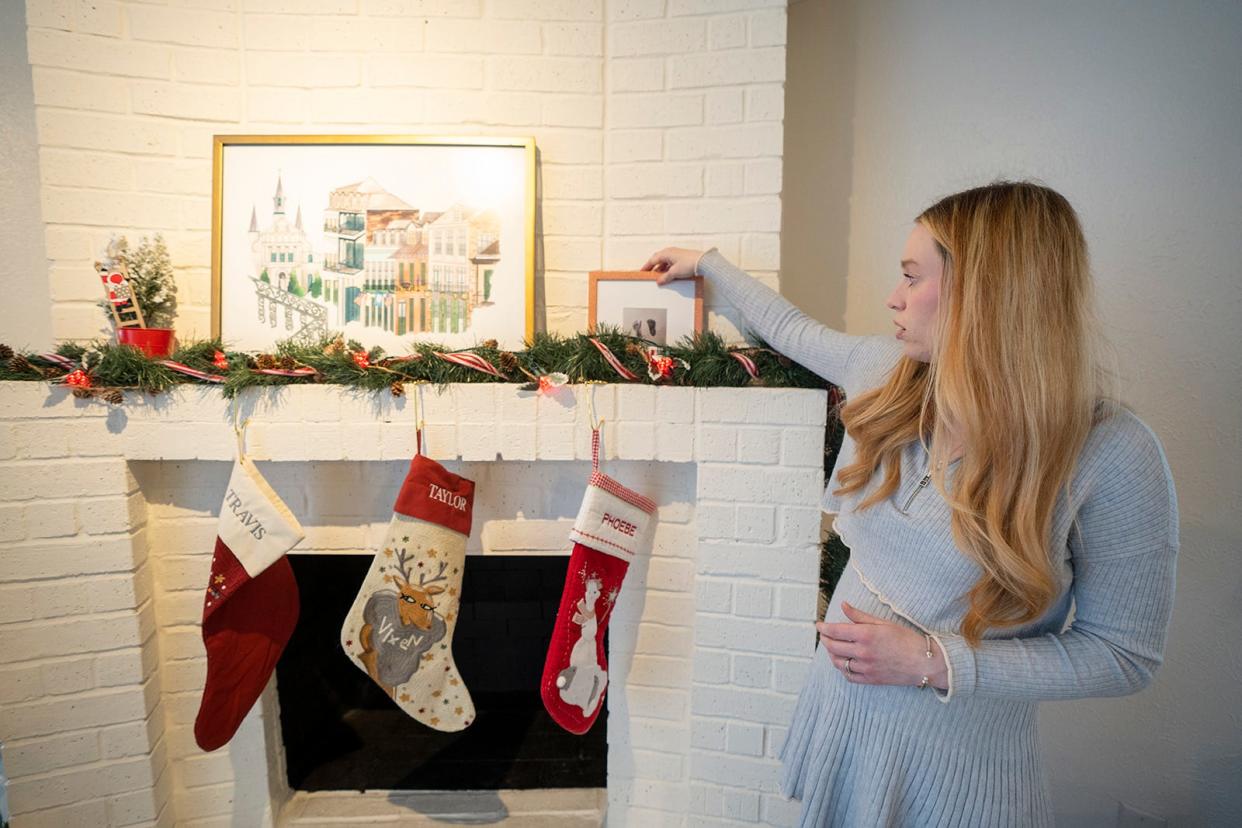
left=0, top=383, right=825, bottom=826
left=277, top=554, right=607, bottom=792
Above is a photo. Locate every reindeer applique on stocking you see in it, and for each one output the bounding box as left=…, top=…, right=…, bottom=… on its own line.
left=340, top=442, right=476, bottom=731
left=541, top=426, right=657, bottom=735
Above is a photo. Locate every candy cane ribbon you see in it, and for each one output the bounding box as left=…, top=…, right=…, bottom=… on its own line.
left=588, top=337, right=639, bottom=381
left=434, top=351, right=505, bottom=378
left=34, top=353, right=78, bottom=371
left=730, top=351, right=759, bottom=380
left=158, top=360, right=226, bottom=384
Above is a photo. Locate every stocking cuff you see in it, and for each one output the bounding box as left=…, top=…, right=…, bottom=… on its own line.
left=569, top=472, right=656, bottom=562
left=393, top=454, right=474, bottom=536
left=217, top=456, right=304, bottom=578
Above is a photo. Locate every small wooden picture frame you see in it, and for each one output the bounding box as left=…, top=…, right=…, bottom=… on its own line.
left=588, top=271, right=704, bottom=346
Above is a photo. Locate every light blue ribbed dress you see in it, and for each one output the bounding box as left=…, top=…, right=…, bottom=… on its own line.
left=697, top=250, right=1180, bottom=827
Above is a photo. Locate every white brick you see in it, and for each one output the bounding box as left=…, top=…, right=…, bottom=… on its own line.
left=245, top=52, right=356, bottom=88
left=690, top=685, right=795, bottom=729
left=78, top=493, right=145, bottom=535
left=309, top=16, right=425, bottom=52
left=611, top=18, right=706, bottom=57
left=731, top=653, right=772, bottom=689
left=543, top=94, right=604, bottom=127
left=100, top=714, right=161, bottom=760
left=773, top=656, right=810, bottom=694
left=740, top=232, right=781, bottom=271
left=244, top=14, right=313, bottom=50
left=0, top=534, right=143, bottom=582
left=96, top=647, right=154, bottom=689
left=722, top=787, right=762, bottom=820
left=670, top=48, right=784, bottom=89
left=628, top=653, right=692, bottom=687
left=6, top=753, right=158, bottom=813
left=0, top=585, right=36, bottom=624
left=745, top=83, right=784, bottom=122
left=173, top=46, right=241, bottom=85
left=665, top=198, right=781, bottom=234
left=544, top=236, right=601, bottom=269
left=542, top=165, right=603, bottom=200
left=705, top=163, right=745, bottom=197
left=43, top=656, right=97, bottom=696
left=0, top=663, right=43, bottom=704
left=608, top=162, right=703, bottom=198
left=694, top=426, right=736, bottom=461
left=26, top=30, right=171, bottom=79
left=0, top=683, right=155, bottom=741
left=689, top=717, right=726, bottom=750
left=611, top=58, right=665, bottom=92
left=634, top=622, right=692, bottom=657
left=544, top=22, right=603, bottom=56
left=607, top=129, right=663, bottom=163
left=749, top=9, right=787, bottom=47
left=130, top=81, right=241, bottom=122
left=606, top=202, right=663, bottom=235
left=733, top=581, right=773, bottom=618
left=626, top=686, right=688, bottom=720
left=709, top=15, right=747, bottom=50
left=694, top=578, right=731, bottom=613
left=735, top=504, right=776, bottom=544
left=32, top=68, right=129, bottom=113
left=778, top=505, right=823, bottom=547
left=490, top=57, right=601, bottom=93
left=666, top=123, right=783, bottom=161
left=745, top=158, right=783, bottom=195
left=777, top=583, right=818, bottom=623
left=3, top=729, right=101, bottom=777
left=366, top=54, right=484, bottom=89
left=671, top=0, right=784, bottom=14
left=737, top=427, right=780, bottom=464
left=654, top=422, right=694, bottom=462
left=128, top=5, right=239, bottom=48
left=610, top=0, right=665, bottom=21
left=610, top=93, right=704, bottom=129
left=542, top=202, right=603, bottom=236
left=691, top=648, right=730, bottom=684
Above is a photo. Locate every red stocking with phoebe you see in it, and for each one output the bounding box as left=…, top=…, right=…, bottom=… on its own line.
left=541, top=426, right=657, bottom=734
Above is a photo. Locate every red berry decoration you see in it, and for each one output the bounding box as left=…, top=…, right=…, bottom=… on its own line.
left=64, top=369, right=92, bottom=388
left=351, top=351, right=370, bottom=370
left=212, top=350, right=229, bottom=370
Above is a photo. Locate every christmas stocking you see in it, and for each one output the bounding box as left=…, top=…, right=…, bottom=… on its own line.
left=541, top=427, right=657, bottom=735
left=194, top=438, right=305, bottom=752
left=340, top=451, right=476, bottom=731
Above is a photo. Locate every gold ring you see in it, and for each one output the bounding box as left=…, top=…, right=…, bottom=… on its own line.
left=846, top=657, right=855, bottom=675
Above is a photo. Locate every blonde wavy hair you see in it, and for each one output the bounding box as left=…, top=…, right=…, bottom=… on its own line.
left=833, top=181, right=1119, bottom=645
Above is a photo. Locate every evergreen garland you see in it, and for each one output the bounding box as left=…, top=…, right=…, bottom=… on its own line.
left=0, top=329, right=827, bottom=400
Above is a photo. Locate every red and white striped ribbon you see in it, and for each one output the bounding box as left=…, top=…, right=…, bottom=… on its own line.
left=730, top=351, right=759, bottom=380
left=587, top=337, right=639, bottom=381
left=434, top=351, right=505, bottom=378
left=35, top=353, right=78, bottom=371
left=158, top=360, right=226, bottom=383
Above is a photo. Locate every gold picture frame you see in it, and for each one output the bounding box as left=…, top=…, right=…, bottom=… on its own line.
left=211, top=135, right=536, bottom=351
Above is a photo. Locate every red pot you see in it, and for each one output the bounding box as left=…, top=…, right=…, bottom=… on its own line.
left=116, top=327, right=176, bottom=358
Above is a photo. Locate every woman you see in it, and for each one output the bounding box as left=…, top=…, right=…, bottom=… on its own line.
left=643, top=182, right=1179, bottom=826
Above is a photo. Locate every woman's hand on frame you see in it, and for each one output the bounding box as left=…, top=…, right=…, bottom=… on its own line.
left=641, top=247, right=703, bottom=285
left=817, top=602, right=949, bottom=690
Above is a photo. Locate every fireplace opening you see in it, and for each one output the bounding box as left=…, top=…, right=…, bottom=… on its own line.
left=277, top=554, right=607, bottom=791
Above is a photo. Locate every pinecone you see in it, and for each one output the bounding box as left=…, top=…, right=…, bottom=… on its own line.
left=8, top=355, right=32, bottom=374
left=480, top=339, right=498, bottom=350
left=323, top=336, right=345, bottom=355
left=72, top=387, right=93, bottom=400
left=0, top=344, right=13, bottom=361
left=625, top=342, right=644, bottom=356
left=777, top=355, right=792, bottom=368
left=103, top=389, right=124, bottom=405
left=279, top=356, right=296, bottom=370
left=256, top=354, right=277, bottom=370
left=390, top=379, right=405, bottom=398
left=498, top=351, right=519, bottom=373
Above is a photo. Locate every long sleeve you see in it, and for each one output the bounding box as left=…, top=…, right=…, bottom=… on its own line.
left=695, top=248, right=893, bottom=392
left=929, top=414, right=1180, bottom=703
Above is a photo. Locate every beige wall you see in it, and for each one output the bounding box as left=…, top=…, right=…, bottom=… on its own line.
left=782, top=0, right=1242, bottom=823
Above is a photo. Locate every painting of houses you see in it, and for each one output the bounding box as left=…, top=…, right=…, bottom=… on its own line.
left=213, top=137, right=534, bottom=352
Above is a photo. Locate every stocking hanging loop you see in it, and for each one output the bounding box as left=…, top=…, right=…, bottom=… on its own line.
left=412, top=381, right=425, bottom=456
left=231, top=402, right=251, bottom=460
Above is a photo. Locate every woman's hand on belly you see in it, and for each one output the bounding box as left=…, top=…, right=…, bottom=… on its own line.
left=817, top=601, right=949, bottom=690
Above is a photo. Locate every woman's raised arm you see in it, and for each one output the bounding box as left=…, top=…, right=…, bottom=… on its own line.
left=643, top=247, right=886, bottom=391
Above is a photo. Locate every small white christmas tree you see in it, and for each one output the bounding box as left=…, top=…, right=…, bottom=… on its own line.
left=98, top=234, right=178, bottom=329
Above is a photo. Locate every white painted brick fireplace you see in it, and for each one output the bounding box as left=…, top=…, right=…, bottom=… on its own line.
left=0, top=382, right=826, bottom=827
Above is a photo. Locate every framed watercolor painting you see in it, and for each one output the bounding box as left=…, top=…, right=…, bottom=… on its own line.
left=211, top=135, right=536, bottom=351
left=588, top=271, right=704, bottom=346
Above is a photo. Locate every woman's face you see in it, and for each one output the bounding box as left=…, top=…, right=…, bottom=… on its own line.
left=886, top=222, right=944, bottom=363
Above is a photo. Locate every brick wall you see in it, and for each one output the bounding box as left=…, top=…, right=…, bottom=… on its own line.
left=24, top=0, right=787, bottom=343
left=0, top=382, right=823, bottom=827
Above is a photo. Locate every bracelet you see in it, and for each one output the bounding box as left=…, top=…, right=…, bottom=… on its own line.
left=917, top=632, right=933, bottom=690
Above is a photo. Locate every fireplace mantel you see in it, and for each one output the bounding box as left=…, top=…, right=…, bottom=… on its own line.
left=0, top=382, right=826, bottom=827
